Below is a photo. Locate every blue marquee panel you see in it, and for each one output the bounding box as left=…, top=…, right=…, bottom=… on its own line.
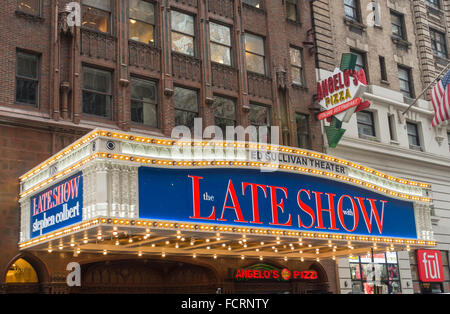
left=138, top=167, right=417, bottom=239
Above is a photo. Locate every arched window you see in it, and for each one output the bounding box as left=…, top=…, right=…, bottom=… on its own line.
left=5, top=258, right=39, bottom=283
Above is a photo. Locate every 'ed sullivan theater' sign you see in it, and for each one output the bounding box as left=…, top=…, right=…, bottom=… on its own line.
left=17, top=129, right=436, bottom=259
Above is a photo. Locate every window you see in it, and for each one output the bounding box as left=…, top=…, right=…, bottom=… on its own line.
left=296, top=113, right=310, bottom=149
left=250, top=103, right=271, bottom=142
left=210, top=22, right=232, bottom=66
left=243, top=0, right=263, bottom=9
left=388, top=114, right=397, bottom=141
left=17, top=0, right=40, bottom=16
left=82, top=66, right=112, bottom=118
left=379, top=56, right=387, bottom=81
left=407, top=122, right=421, bottom=149
left=357, top=111, right=376, bottom=138
left=16, top=51, right=39, bottom=106
left=344, top=0, right=360, bottom=22
left=171, top=11, right=195, bottom=56
left=391, top=11, right=405, bottom=39
left=245, top=33, right=265, bottom=75
left=398, top=66, right=413, bottom=98
left=426, top=0, right=441, bottom=9
left=174, top=87, right=199, bottom=131
left=290, top=47, right=304, bottom=86
left=349, top=252, right=401, bottom=294
left=82, top=0, right=111, bottom=33
left=213, top=96, right=236, bottom=137
left=129, top=0, right=155, bottom=45
left=430, top=29, right=448, bottom=59
left=130, top=78, right=158, bottom=127
left=351, top=49, right=367, bottom=75
left=286, top=0, right=298, bottom=22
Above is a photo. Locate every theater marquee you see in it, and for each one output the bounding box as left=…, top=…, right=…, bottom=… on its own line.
left=17, top=129, right=436, bottom=261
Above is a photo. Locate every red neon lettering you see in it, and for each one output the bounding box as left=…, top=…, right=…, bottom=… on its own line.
left=355, top=197, right=386, bottom=234
left=218, top=180, right=247, bottom=223
left=268, top=185, right=292, bottom=227
left=297, top=189, right=315, bottom=229
left=242, top=182, right=267, bottom=224
left=70, top=176, right=81, bottom=199
left=313, top=191, right=339, bottom=230
left=188, top=175, right=215, bottom=220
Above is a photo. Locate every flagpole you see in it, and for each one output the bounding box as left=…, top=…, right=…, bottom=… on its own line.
left=402, top=61, right=450, bottom=115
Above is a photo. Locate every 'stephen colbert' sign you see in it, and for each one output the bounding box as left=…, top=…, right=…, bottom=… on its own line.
left=139, top=168, right=417, bottom=239
left=30, top=172, right=83, bottom=238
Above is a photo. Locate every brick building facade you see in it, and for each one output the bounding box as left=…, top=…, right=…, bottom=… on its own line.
left=0, top=0, right=327, bottom=293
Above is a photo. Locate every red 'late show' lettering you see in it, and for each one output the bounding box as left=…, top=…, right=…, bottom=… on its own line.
left=187, top=175, right=389, bottom=236
left=32, top=175, right=81, bottom=216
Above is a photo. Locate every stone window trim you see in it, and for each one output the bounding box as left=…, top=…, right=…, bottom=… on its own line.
left=343, top=17, right=366, bottom=32
left=15, top=9, right=44, bottom=22
left=391, top=36, right=412, bottom=50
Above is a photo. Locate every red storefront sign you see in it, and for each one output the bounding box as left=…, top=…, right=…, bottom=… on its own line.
left=417, top=250, right=444, bottom=282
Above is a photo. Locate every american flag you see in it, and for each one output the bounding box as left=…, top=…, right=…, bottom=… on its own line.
left=430, top=69, right=450, bottom=127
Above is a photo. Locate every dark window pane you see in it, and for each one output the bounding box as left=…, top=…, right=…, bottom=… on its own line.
left=18, top=0, right=40, bottom=15
left=174, top=87, right=198, bottom=112
left=214, top=97, right=236, bottom=120
left=286, top=0, right=297, bottom=21
left=243, top=0, right=263, bottom=8
left=17, top=53, right=38, bottom=79
left=357, top=111, right=375, bottom=137
left=82, top=91, right=111, bottom=117
left=131, top=100, right=157, bottom=127
left=131, top=78, right=156, bottom=103
left=82, top=67, right=111, bottom=118
left=16, top=78, right=38, bottom=105
left=215, top=117, right=236, bottom=136
left=250, top=104, right=270, bottom=126
left=175, top=110, right=197, bottom=130
left=296, top=113, right=310, bottom=148
left=83, top=67, right=111, bottom=93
